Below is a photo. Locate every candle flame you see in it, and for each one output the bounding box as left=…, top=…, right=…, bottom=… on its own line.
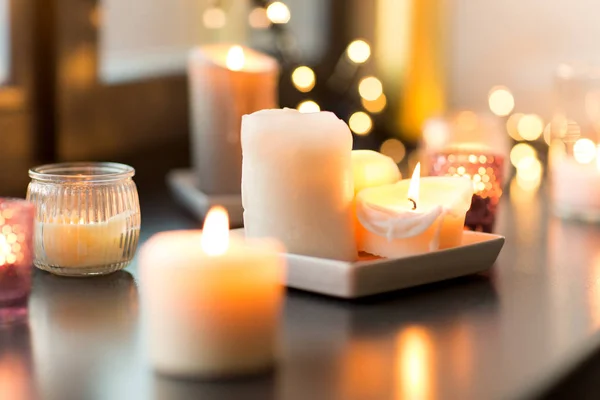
left=407, top=162, right=421, bottom=205
left=201, top=206, right=230, bottom=256
left=226, top=45, right=245, bottom=71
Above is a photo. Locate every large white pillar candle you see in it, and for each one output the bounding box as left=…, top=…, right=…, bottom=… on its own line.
left=242, top=109, right=357, bottom=261
left=356, top=163, right=473, bottom=258
left=188, top=44, right=278, bottom=195
left=140, top=207, right=284, bottom=378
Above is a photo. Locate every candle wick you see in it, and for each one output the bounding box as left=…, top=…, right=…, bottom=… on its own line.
left=408, top=198, right=417, bottom=210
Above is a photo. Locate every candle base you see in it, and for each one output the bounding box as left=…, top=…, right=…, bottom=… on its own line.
left=167, top=169, right=243, bottom=227
left=154, top=361, right=275, bottom=381
left=33, top=260, right=131, bottom=277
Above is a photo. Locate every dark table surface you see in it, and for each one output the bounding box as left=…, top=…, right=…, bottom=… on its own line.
left=4, top=160, right=600, bottom=400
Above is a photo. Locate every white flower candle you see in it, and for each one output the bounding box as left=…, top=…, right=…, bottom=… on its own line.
left=356, top=163, right=473, bottom=258
left=189, top=44, right=278, bottom=195
left=140, top=207, right=284, bottom=378
left=241, top=109, right=357, bottom=261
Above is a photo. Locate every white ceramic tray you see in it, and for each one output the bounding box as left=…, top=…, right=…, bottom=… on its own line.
left=233, top=229, right=504, bottom=298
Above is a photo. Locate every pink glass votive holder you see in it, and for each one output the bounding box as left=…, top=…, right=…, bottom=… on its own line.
left=0, top=198, right=34, bottom=323
left=429, top=150, right=505, bottom=233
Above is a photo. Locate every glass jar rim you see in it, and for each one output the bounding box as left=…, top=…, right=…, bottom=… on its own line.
left=29, top=162, right=135, bottom=183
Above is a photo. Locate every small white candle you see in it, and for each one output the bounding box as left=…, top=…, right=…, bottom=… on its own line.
left=140, top=207, right=284, bottom=378
left=188, top=44, right=279, bottom=194
left=356, top=163, right=473, bottom=258
left=241, top=109, right=357, bottom=261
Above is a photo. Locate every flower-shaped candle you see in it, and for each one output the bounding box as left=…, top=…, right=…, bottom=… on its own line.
left=356, top=163, right=473, bottom=258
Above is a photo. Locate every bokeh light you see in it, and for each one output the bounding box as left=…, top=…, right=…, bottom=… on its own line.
left=573, top=138, right=596, bottom=164
left=358, top=76, right=383, bottom=101
left=202, top=6, right=226, bottom=29
left=516, top=156, right=543, bottom=191
left=488, top=86, right=515, bottom=116
left=266, top=2, right=291, bottom=24
left=249, top=7, right=270, bottom=29
left=380, top=139, right=406, bottom=163
left=349, top=112, right=372, bottom=135
left=362, top=94, right=387, bottom=114
left=510, top=143, right=536, bottom=168
left=347, top=40, right=371, bottom=64
left=517, top=114, right=544, bottom=141
left=291, top=66, right=316, bottom=92
left=297, top=100, right=320, bottom=113
left=506, top=113, right=524, bottom=141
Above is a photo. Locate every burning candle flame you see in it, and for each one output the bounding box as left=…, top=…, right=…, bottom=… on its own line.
left=201, top=206, right=230, bottom=256
left=226, top=45, right=245, bottom=71
left=407, top=162, right=421, bottom=208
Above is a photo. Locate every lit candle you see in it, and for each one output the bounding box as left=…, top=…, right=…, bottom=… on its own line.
left=242, top=108, right=357, bottom=261
left=140, top=207, right=284, bottom=378
left=550, top=140, right=600, bottom=218
left=188, top=44, right=279, bottom=195
left=351, top=150, right=402, bottom=247
left=356, top=163, right=473, bottom=258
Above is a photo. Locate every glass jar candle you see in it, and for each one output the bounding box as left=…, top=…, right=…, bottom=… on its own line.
left=0, top=198, right=34, bottom=323
left=549, top=63, right=600, bottom=222
left=421, top=112, right=508, bottom=232
left=26, top=162, right=141, bottom=277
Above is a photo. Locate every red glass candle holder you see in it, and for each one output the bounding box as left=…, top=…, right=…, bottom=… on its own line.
left=0, top=199, right=34, bottom=324
left=429, top=151, right=505, bottom=233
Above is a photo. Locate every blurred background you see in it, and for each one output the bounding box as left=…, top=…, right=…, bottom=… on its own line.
left=1, top=0, right=599, bottom=197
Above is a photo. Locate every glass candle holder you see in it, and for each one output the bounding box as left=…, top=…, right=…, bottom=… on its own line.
left=549, top=63, right=600, bottom=222
left=0, top=198, right=34, bottom=323
left=422, top=112, right=508, bottom=232
left=26, top=162, right=141, bottom=277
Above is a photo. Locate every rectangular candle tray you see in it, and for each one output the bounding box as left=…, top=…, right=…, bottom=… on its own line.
left=233, top=229, right=504, bottom=298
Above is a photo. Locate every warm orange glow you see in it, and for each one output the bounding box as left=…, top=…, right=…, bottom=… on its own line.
left=408, top=163, right=421, bottom=204
left=201, top=206, right=230, bottom=256
left=362, top=94, right=387, bottom=114
left=249, top=7, right=270, bottom=29
left=573, top=138, right=596, bottom=164
left=506, top=113, right=524, bottom=141
left=488, top=86, right=515, bottom=116
left=396, top=326, right=434, bottom=400
left=347, top=39, right=371, bottom=64
left=0, top=354, right=29, bottom=400
left=203, top=6, right=227, bottom=29
left=358, top=76, right=383, bottom=101
left=380, top=138, right=406, bottom=163
left=517, top=114, right=544, bottom=141
left=226, top=46, right=245, bottom=71
left=291, top=66, right=316, bottom=92
left=455, top=111, right=478, bottom=131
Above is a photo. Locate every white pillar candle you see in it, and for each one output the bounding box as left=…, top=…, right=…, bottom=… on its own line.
left=140, top=207, right=284, bottom=378
left=551, top=153, right=600, bottom=218
left=356, top=163, right=473, bottom=258
left=189, top=44, right=279, bottom=195
left=242, top=109, right=357, bottom=261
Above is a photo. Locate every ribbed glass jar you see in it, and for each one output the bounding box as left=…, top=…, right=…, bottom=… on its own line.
left=26, top=162, right=141, bottom=277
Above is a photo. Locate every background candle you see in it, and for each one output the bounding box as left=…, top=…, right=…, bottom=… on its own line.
left=140, top=207, right=284, bottom=378
left=189, top=44, right=279, bottom=195
left=242, top=109, right=357, bottom=261
left=356, top=165, right=473, bottom=258
left=0, top=199, right=34, bottom=323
